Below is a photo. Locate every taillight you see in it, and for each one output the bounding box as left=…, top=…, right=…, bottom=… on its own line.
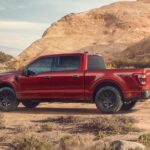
left=137, top=74, right=146, bottom=85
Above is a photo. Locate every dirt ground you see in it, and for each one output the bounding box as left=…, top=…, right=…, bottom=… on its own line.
left=0, top=100, right=150, bottom=149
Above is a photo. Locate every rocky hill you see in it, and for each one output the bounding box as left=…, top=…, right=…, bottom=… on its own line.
left=121, top=36, right=150, bottom=62
left=14, top=0, right=150, bottom=68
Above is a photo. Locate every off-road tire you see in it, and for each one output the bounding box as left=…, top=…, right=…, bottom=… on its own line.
left=22, top=100, right=39, bottom=108
left=0, top=87, right=19, bottom=111
left=95, top=86, right=123, bottom=114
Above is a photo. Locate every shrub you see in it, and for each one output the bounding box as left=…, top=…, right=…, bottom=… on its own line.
left=98, top=131, right=107, bottom=139
left=113, top=58, right=150, bottom=68
left=139, top=134, right=150, bottom=147
left=91, top=141, right=109, bottom=150
left=40, top=123, right=54, bottom=132
left=77, top=116, right=137, bottom=136
left=59, top=134, right=92, bottom=150
left=40, top=116, right=87, bottom=124
left=12, top=136, right=54, bottom=150
left=39, top=116, right=137, bottom=138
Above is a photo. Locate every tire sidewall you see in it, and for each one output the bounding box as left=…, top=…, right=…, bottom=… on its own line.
left=95, top=86, right=123, bottom=114
left=0, top=87, right=19, bottom=111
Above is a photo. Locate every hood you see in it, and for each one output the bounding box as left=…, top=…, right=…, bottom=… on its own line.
left=0, top=71, right=18, bottom=77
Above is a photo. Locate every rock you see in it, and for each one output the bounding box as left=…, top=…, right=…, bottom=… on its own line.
left=110, top=140, right=146, bottom=150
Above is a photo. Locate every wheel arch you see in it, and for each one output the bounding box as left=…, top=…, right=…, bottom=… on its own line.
left=93, top=81, right=124, bottom=102
left=0, top=82, right=15, bottom=91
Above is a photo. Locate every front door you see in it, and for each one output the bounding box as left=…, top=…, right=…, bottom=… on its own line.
left=18, top=56, right=54, bottom=99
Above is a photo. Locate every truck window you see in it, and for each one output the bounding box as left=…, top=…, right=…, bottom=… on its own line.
left=88, top=55, right=106, bottom=70
left=53, top=56, right=80, bottom=72
left=28, top=57, right=53, bottom=75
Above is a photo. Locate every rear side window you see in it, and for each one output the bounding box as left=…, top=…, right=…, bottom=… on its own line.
left=88, top=55, right=106, bottom=70
left=53, top=56, right=80, bottom=72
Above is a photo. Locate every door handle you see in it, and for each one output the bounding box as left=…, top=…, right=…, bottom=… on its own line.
left=43, top=76, right=51, bottom=79
left=72, top=75, right=80, bottom=78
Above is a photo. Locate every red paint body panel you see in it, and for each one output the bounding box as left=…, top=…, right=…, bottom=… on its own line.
left=18, top=71, right=84, bottom=99
left=0, top=52, right=150, bottom=102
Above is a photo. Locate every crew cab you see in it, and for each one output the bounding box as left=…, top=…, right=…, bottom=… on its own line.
left=0, top=52, right=150, bottom=113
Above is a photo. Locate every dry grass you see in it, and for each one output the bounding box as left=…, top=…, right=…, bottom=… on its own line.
left=37, top=116, right=87, bottom=124
left=11, top=134, right=108, bottom=150
left=59, top=134, right=111, bottom=150
left=41, top=116, right=137, bottom=137
left=139, top=134, right=150, bottom=147
left=11, top=136, right=54, bottom=150
left=14, top=125, right=37, bottom=133
left=59, top=135, right=84, bottom=150
left=40, top=123, right=54, bottom=132
left=90, top=141, right=109, bottom=150
left=77, top=116, right=137, bottom=135
left=0, top=113, right=5, bottom=129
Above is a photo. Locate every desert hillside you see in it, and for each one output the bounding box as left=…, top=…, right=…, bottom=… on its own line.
left=14, top=0, right=150, bottom=68
left=121, top=36, right=150, bottom=61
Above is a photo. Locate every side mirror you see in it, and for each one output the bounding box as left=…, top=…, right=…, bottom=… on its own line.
left=22, top=68, right=29, bottom=77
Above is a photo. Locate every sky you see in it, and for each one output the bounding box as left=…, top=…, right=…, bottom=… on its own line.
left=0, top=0, right=133, bottom=56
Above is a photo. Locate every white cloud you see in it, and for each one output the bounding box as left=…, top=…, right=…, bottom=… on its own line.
left=0, top=20, right=49, bottom=30
left=0, top=20, right=49, bottom=56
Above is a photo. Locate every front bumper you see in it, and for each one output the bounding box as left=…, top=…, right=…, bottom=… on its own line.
left=141, top=90, right=150, bottom=99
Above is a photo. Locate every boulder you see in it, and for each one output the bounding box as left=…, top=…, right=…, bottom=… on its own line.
left=110, top=140, right=145, bottom=150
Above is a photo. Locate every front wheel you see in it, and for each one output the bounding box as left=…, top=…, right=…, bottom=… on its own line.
left=0, top=87, right=19, bottom=111
left=95, top=86, right=123, bottom=114
left=22, top=100, right=39, bottom=108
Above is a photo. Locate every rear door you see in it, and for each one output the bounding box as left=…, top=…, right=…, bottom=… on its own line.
left=49, top=54, right=85, bottom=99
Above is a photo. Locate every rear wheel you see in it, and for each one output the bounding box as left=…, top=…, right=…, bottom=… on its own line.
left=95, top=86, right=123, bottom=114
left=0, top=87, right=19, bottom=111
left=121, top=100, right=137, bottom=111
left=22, top=100, right=39, bottom=108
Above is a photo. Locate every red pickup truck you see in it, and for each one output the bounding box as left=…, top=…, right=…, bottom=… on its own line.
left=0, top=52, right=150, bottom=113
